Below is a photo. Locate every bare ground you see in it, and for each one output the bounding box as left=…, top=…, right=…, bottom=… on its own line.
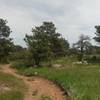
left=0, top=65, right=67, bottom=100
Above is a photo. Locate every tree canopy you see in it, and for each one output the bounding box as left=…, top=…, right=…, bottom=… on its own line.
left=73, top=34, right=91, bottom=61
left=0, top=18, right=13, bottom=62
left=24, top=22, right=69, bottom=66
left=94, top=26, right=100, bottom=43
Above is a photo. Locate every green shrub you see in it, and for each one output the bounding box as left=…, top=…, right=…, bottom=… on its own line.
left=11, top=60, right=33, bottom=69
left=86, top=55, right=100, bottom=64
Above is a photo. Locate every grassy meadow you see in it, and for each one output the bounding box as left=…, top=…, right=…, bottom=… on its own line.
left=11, top=57, right=100, bottom=100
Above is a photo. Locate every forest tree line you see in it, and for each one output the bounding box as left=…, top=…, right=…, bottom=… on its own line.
left=0, top=18, right=100, bottom=66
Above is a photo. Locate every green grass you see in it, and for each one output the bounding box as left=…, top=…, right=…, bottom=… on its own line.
left=11, top=56, right=100, bottom=100
left=0, top=72, right=27, bottom=100
left=40, top=95, right=52, bottom=100
left=12, top=63, right=100, bottom=100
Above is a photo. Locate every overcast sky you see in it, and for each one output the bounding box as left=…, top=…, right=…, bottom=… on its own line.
left=0, top=0, right=100, bottom=46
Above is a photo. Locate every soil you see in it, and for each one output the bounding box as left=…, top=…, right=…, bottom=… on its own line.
left=0, top=65, right=67, bottom=100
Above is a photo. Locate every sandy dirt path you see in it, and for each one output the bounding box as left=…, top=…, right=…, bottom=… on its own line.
left=0, top=65, right=67, bottom=100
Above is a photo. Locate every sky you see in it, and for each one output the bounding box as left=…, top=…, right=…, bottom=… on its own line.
left=0, top=0, right=100, bottom=47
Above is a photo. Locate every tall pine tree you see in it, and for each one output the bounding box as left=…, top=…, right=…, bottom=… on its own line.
left=0, top=18, right=13, bottom=63
left=24, top=22, right=69, bottom=66
left=94, top=26, right=100, bottom=43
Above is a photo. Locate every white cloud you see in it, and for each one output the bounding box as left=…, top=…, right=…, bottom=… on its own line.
left=0, top=0, right=100, bottom=46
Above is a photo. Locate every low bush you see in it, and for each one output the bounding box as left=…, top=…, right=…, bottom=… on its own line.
left=86, top=55, right=100, bottom=64
left=10, top=60, right=33, bottom=69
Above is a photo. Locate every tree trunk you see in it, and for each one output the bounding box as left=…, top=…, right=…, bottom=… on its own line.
left=80, top=45, right=84, bottom=62
left=34, top=57, right=40, bottom=67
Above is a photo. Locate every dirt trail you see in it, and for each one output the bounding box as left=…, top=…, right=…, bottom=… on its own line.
left=0, top=65, right=67, bottom=100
